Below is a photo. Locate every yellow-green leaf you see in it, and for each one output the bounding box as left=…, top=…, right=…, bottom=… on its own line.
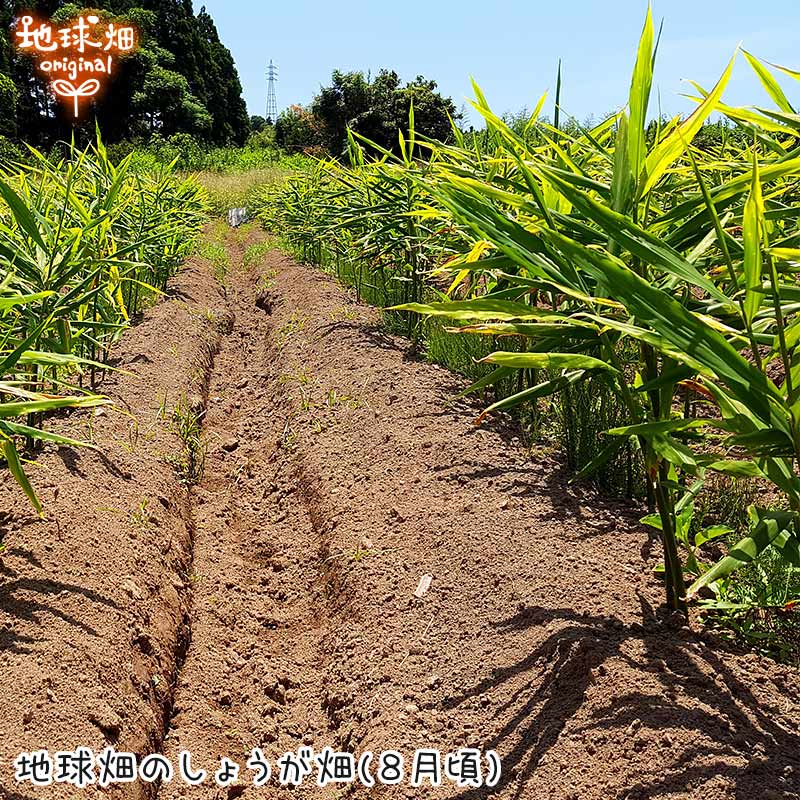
left=642, top=52, right=736, bottom=195
left=628, top=4, right=654, bottom=184
left=743, top=154, right=764, bottom=324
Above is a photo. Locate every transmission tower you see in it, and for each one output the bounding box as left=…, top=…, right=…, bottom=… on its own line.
left=266, top=60, right=278, bottom=124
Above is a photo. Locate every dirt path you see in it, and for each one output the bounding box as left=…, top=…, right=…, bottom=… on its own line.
left=1, top=225, right=798, bottom=800
left=158, top=236, right=332, bottom=799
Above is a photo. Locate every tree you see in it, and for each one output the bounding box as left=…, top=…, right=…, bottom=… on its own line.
left=0, top=72, right=18, bottom=137
left=401, top=75, right=457, bottom=143
left=132, top=64, right=211, bottom=136
left=311, top=69, right=371, bottom=154
left=310, top=68, right=459, bottom=156
left=192, top=6, right=249, bottom=144
left=250, top=115, right=266, bottom=133
left=275, top=104, right=322, bottom=152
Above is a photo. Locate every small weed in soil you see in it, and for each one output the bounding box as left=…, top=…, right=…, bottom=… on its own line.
left=165, top=396, right=207, bottom=484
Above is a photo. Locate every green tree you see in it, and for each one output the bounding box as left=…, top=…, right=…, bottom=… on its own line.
left=133, top=64, right=210, bottom=136
left=275, top=104, right=322, bottom=152
left=192, top=7, right=249, bottom=144
left=0, top=72, right=18, bottom=137
left=311, top=69, right=371, bottom=154
left=310, top=68, right=459, bottom=156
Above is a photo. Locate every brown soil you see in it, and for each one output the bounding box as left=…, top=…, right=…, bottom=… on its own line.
left=1, top=226, right=798, bottom=800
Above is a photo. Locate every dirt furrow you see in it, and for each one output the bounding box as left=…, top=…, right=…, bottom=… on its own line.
left=157, top=234, right=334, bottom=800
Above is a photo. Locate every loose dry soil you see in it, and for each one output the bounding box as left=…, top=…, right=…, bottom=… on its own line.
left=0, top=226, right=798, bottom=800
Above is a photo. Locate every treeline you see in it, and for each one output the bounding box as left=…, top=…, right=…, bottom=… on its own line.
left=274, top=69, right=753, bottom=160
left=0, top=1, right=748, bottom=168
left=0, top=0, right=249, bottom=146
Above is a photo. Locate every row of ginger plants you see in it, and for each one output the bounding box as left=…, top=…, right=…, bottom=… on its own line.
left=256, top=9, right=800, bottom=653
left=0, top=136, right=207, bottom=513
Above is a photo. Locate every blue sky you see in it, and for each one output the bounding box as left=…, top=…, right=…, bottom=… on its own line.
left=199, top=0, right=800, bottom=127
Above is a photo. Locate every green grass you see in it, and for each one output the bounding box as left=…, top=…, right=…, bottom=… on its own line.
left=197, top=160, right=310, bottom=216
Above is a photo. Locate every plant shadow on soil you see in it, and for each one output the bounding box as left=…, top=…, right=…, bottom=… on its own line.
left=444, top=601, right=800, bottom=800
left=436, top=454, right=644, bottom=534
left=0, top=505, right=119, bottom=656
left=317, top=319, right=404, bottom=353
left=0, top=571, right=118, bottom=655
left=55, top=446, right=133, bottom=483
